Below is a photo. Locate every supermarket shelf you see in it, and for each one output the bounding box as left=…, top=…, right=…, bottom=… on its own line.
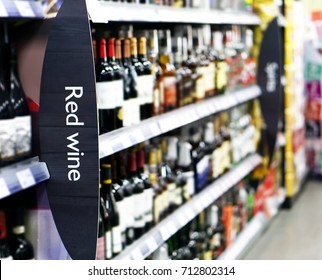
left=0, top=0, right=44, bottom=19
left=0, top=157, right=50, bottom=200
left=86, top=1, right=261, bottom=25
left=99, top=85, right=261, bottom=159
left=114, top=153, right=262, bottom=260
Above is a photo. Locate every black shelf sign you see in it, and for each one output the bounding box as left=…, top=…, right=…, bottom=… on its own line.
left=39, top=0, right=98, bottom=260
left=257, top=17, right=283, bottom=165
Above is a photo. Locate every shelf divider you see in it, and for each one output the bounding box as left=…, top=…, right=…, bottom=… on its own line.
left=113, top=153, right=262, bottom=260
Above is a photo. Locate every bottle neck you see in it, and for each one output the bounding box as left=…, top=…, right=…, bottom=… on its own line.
left=99, top=38, right=108, bottom=63
left=115, top=40, right=122, bottom=64
left=107, top=38, right=116, bottom=61
left=130, top=38, right=138, bottom=58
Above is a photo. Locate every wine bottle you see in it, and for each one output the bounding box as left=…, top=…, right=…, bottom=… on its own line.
left=0, top=40, right=16, bottom=167
left=101, top=162, right=122, bottom=258
left=162, top=137, right=179, bottom=212
left=213, top=31, right=228, bottom=95
left=127, top=150, right=145, bottom=239
left=136, top=147, right=153, bottom=231
left=137, top=36, right=154, bottom=120
left=9, top=209, right=34, bottom=260
left=159, top=30, right=177, bottom=112
left=203, top=121, right=216, bottom=183
left=111, top=157, right=126, bottom=250
left=177, top=140, right=195, bottom=202
left=148, top=30, right=164, bottom=116
left=9, top=44, right=32, bottom=161
left=0, top=210, right=12, bottom=260
left=96, top=38, right=116, bottom=134
left=189, top=126, right=210, bottom=192
left=116, top=151, right=135, bottom=247
left=122, top=38, right=140, bottom=127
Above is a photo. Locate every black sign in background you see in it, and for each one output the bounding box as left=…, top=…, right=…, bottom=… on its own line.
left=257, top=18, right=283, bottom=165
left=39, top=0, right=98, bottom=260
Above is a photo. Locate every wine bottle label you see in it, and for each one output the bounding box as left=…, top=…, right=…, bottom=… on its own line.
left=116, top=199, right=126, bottom=232
left=124, top=195, right=135, bottom=228
left=105, top=230, right=112, bottom=259
left=144, top=188, right=154, bottom=224
left=137, top=75, right=154, bottom=104
left=122, top=98, right=140, bottom=127
left=96, top=236, right=105, bottom=260
left=133, top=192, right=145, bottom=228
left=15, top=115, right=32, bottom=156
left=182, top=171, right=195, bottom=200
left=112, top=225, right=122, bottom=254
left=96, top=80, right=124, bottom=109
left=0, top=118, right=16, bottom=161
left=212, top=149, right=219, bottom=178
left=216, top=61, right=228, bottom=91
left=163, top=76, right=176, bottom=107
left=195, top=155, right=210, bottom=191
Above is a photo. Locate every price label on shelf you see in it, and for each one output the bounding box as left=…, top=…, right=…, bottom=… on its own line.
left=184, top=207, right=195, bottom=220
left=166, top=221, right=177, bottom=235
left=195, top=103, right=211, bottom=118
left=15, top=1, right=35, bottom=17
left=158, top=116, right=176, bottom=133
left=109, top=137, right=125, bottom=153
left=16, top=168, right=36, bottom=189
left=147, top=122, right=160, bottom=137
left=146, top=237, right=159, bottom=252
left=131, top=248, right=144, bottom=260
left=128, top=128, right=145, bottom=144
left=176, top=213, right=187, bottom=227
left=0, top=1, right=8, bottom=17
left=120, top=134, right=132, bottom=149
left=159, top=226, right=170, bottom=241
left=0, top=178, right=10, bottom=198
left=210, top=186, right=221, bottom=199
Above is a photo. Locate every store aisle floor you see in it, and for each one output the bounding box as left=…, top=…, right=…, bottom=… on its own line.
left=242, top=179, right=322, bottom=260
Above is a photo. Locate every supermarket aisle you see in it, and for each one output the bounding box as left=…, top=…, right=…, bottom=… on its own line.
left=242, top=179, right=322, bottom=260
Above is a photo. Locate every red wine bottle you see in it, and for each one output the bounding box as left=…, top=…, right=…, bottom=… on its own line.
left=95, top=38, right=116, bottom=134
left=128, top=150, right=145, bottom=239
left=10, top=209, right=34, bottom=260
left=0, top=210, right=12, bottom=260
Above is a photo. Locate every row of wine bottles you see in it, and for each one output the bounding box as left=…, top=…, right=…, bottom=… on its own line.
left=149, top=177, right=255, bottom=260
left=0, top=27, right=32, bottom=167
left=93, top=24, right=256, bottom=133
left=96, top=104, right=259, bottom=260
left=98, top=0, right=253, bottom=12
left=0, top=209, right=34, bottom=260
